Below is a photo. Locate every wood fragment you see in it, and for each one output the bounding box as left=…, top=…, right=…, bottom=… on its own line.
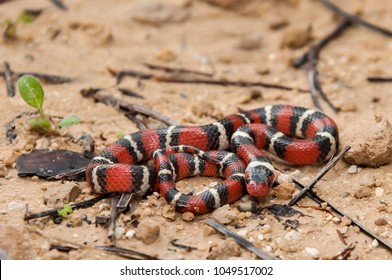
left=143, top=62, right=214, bottom=77
left=288, top=146, right=350, bottom=206
left=24, top=193, right=111, bottom=220
left=205, top=218, right=276, bottom=260
left=107, top=195, right=121, bottom=240
left=320, top=0, right=392, bottom=37
left=97, top=245, right=158, bottom=260
left=331, top=242, right=356, bottom=260
left=3, top=61, right=15, bottom=97
left=0, top=71, right=73, bottom=84
left=170, top=239, right=197, bottom=252
left=113, top=69, right=308, bottom=92
left=49, top=244, right=78, bottom=252
left=118, top=87, right=145, bottom=99
left=307, top=46, right=340, bottom=113
left=367, top=76, right=392, bottom=83
left=336, top=229, right=347, bottom=245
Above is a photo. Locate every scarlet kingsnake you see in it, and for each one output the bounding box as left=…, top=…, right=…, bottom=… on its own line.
left=86, top=105, right=339, bottom=214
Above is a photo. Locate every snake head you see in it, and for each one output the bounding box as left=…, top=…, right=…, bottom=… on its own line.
left=245, top=163, right=275, bottom=198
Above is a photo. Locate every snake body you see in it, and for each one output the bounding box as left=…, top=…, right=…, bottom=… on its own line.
left=86, top=105, right=339, bottom=214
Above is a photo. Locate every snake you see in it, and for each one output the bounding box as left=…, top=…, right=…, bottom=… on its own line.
left=86, top=105, right=339, bottom=214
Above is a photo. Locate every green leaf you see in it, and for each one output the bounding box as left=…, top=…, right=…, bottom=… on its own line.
left=58, top=115, right=81, bottom=127
left=28, top=118, right=52, bottom=129
left=57, top=204, right=73, bottom=218
left=17, top=75, right=45, bottom=111
left=18, top=11, right=34, bottom=23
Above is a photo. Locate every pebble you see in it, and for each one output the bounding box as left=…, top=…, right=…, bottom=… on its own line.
left=135, top=220, right=160, bottom=244
left=181, top=212, right=194, bottom=222
left=371, top=239, right=379, bottom=248
left=304, top=247, right=320, bottom=259
left=347, top=165, right=358, bottom=174
left=273, top=182, right=295, bottom=200
left=354, top=186, right=372, bottom=199
left=332, top=217, right=341, bottom=223
left=7, top=201, right=25, bottom=211
left=374, top=218, right=388, bottom=226
left=375, top=187, right=384, bottom=197
left=268, top=16, right=289, bottom=30
left=162, top=204, right=176, bottom=221
left=237, top=229, right=248, bottom=237
left=125, top=229, right=136, bottom=239
left=277, top=173, right=293, bottom=184
left=359, top=174, right=375, bottom=188
left=284, top=230, right=301, bottom=241
left=260, top=224, right=272, bottom=234
left=68, top=212, right=83, bottom=227
left=340, top=226, right=349, bottom=235
left=290, top=169, right=302, bottom=180
left=257, top=234, right=264, bottom=241
left=236, top=34, right=262, bottom=50
left=211, top=205, right=236, bottom=224
left=35, top=138, right=50, bottom=150
left=280, top=25, right=312, bottom=49
left=114, top=227, right=126, bottom=239
left=237, top=200, right=256, bottom=212
left=155, top=48, right=177, bottom=62
left=341, top=216, right=352, bottom=226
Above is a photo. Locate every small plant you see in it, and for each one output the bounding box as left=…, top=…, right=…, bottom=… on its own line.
left=17, top=74, right=80, bottom=132
left=57, top=204, right=73, bottom=218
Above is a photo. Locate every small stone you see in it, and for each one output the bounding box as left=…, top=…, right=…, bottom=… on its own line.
left=347, top=165, right=358, bottom=174
left=371, top=239, right=379, bottom=248
left=268, top=16, right=289, bottom=30
left=374, top=218, right=388, bottom=226
left=273, top=182, right=295, bottom=200
left=290, top=170, right=302, bottom=180
left=237, top=200, right=256, bottom=212
left=68, top=212, right=83, bottom=227
left=237, top=229, right=247, bottom=236
left=162, top=204, right=176, bottom=221
left=260, top=224, right=272, bottom=234
left=339, top=102, right=357, bottom=112
left=277, top=173, right=293, bottom=184
left=257, top=234, right=264, bottom=241
left=155, top=48, right=177, bottom=62
left=305, top=247, right=320, bottom=259
left=359, top=174, right=375, bottom=188
left=340, top=226, right=349, bottom=235
left=341, top=216, right=352, bottom=226
left=43, top=183, right=82, bottom=207
left=375, top=187, right=384, bottom=197
left=7, top=201, right=25, bottom=211
left=236, top=34, right=262, bottom=50
left=254, top=65, right=270, bottom=75
left=135, top=220, right=160, bottom=244
left=281, top=25, right=312, bottom=49
left=181, top=212, right=194, bottom=222
left=284, top=230, right=301, bottom=241
left=354, top=186, right=372, bottom=199
left=332, top=217, right=341, bottom=223
left=125, top=229, right=136, bottom=238
left=211, top=204, right=236, bottom=224
left=114, top=227, right=126, bottom=239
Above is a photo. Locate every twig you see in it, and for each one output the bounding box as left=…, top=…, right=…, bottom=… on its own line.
left=292, top=179, right=392, bottom=251
left=97, top=245, right=158, bottom=260
left=113, top=69, right=309, bottom=93
left=288, top=146, right=350, bottom=206
left=24, top=193, right=111, bottom=220
left=81, top=89, right=179, bottom=126
left=3, top=61, right=15, bottom=97
left=50, top=0, right=68, bottom=11
left=0, top=71, right=73, bottom=84
left=107, top=195, right=121, bottom=239
left=170, top=239, right=197, bottom=252
left=319, top=0, right=392, bottom=37
left=331, top=242, right=356, bottom=260
left=293, top=19, right=352, bottom=68
left=205, top=218, right=276, bottom=260
left=118, top=87, right=145, bottom=99
left=307, top=46, right=340, bottom=113
left=143, top=62, right=214, bottom=77
left=367, top=76, right=392, bottom=83
left=336, top=229, right=347, bottom=245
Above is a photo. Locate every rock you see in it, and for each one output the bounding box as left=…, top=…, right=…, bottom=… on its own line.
left=130, top=2, right=190, bottom=27
left=375, top=187, right=384, bottom=197
left=344, top=117, right=392, bottom=167
left=277, top=172, right=293, bottom=184
left=0, top=225, right=36, bottom=259
left=207, top=238, right=241, bottom=259
left=359, top=174, right=375, bottom=188
left=181, top=212, right=195, bottom=222
left=304, top=247, right=320, bottom=259
left=273, top=182, right=295, bottom=200
left=114, top=227, right=126, bottom=239
left=237, top=229, right=247, bottom=236
left=125, top=230, right=136, bottom=239
left=237, top=200, right=256, bottom=212
left=371, top=239, right=379, bottom=248
left=268, top=15, right=289, bottom=30
left=354, top=186, right=372, bottom=199
left=35, top=138, right=50, bottom=150
left=211, top=204, right=236, bottom=224
left=347, top=165, right=358, bottom=174
left=43, top=183, right=81, bottom=207
left=260, top=224, right=272, bottom=234
left=162, top=204, right=176, bottom=221
left=155, top=48, right=177, bottom=62
left=67, top=211, right=83, bottom=227
left=374, top=218, right=388, bottom=226
left=280, top=25, right=312, bottom=49
left=340, top=226, right=349, bottom=235
left=42, top=249, right=69, bottom=260
left=7, top=201, right=25, bottom=211
left=135, top=220, right=160, bottom=244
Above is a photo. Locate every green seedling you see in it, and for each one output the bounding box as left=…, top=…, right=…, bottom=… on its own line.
left=57, top=204, right=73, bottom=218
left=17, top=75, right=80, bottom=132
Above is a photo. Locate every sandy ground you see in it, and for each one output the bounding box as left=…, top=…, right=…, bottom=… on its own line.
left=0, top=0, right=392, bottom=260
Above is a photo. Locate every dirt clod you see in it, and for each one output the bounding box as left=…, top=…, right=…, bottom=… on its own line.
left=135, top=220, right=160, bottom=244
